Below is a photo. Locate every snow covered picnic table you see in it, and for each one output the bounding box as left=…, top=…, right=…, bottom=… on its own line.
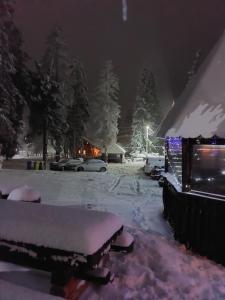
left=0, top=200, right=128, bottom=297
left=0, top=200, right=123, bottom=255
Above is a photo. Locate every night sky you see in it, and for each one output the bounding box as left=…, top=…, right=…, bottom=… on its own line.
left=14, top=0, right=225, bottom=138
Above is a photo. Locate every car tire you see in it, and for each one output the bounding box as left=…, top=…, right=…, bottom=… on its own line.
left=77, top=167, right=84, bottom=172
left=61, top=166, right=65, bottom=171
left=100, top=167, right=106, bottom=172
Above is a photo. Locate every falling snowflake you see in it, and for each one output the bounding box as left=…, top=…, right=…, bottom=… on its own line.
left=122, top=0, right=128, bottom=21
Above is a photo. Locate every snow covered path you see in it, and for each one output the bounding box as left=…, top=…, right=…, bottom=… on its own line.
left=1, top=162, right=225, bottom=299
left=0, top=162, right=171, bottom=237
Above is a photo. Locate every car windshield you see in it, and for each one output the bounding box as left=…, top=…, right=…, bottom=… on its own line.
left=87, top=159, right=102, bottom=163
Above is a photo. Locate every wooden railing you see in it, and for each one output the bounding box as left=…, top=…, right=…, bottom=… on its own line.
left=163, top=178, right=225, bottom=265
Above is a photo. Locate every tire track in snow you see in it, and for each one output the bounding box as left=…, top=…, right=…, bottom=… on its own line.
left=109, top=175, right=143, bottom=196
left=108, top=175, right=125, bottom=192
left=136, top=177, right=140, bottom=194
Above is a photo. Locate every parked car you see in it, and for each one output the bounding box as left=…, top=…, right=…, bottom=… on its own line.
left=150, top=166, right=165, bottom=180
left=74, top=159, right=108, bottom=172
left=49, top=158, right=83, bottom=171
left=144, top=156, right=164, bottom=175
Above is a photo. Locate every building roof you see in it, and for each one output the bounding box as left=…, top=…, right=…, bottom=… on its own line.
left=107, top=143, right=126, bottom=154
left=158, top=30, right=225, bottom=138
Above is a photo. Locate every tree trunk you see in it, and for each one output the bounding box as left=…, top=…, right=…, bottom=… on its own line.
left=43, top=121, right=48, bottom=169
left=55, top=138, right=61, bottom=162
left=0, top=144, right=3, bottom=170
left=103, top=146, right=108, bottom=162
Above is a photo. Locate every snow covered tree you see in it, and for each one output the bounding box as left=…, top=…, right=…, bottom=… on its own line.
left=0, top=0, right=27, bottom=158
left=29, top=27, right=69, bottom=162
left=28, top=63, right=64, bottom=167
left=42, top=26, right=68, bottom=158
left=65, top=58, right=89, bottom=157
left=131, top=96, right=147, bottom=153
left=87, top=60, right=120, bottom=158
left=131, top=67, right=162, bottom=154
left=42, top=26, right=69, bottom=82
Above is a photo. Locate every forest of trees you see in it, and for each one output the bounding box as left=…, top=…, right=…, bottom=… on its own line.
left=0, top=0, right=167, bottom=165
left=0, top=1, right=122, bottom=165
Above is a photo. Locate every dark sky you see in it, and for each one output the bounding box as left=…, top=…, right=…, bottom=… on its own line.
left=14, top=0, right=225, bottom=134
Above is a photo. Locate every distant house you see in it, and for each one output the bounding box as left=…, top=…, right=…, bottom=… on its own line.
left=106, top=144, right=126, bottom=163
left=158, top=31, right=225, bottom=265
left=76, top=140, right=101, bottom=158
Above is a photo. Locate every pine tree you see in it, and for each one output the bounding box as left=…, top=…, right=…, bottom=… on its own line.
left=131, top=67, right=161, bottom=154
left=0, top=0, right=27, bottom=158
left=28, top=63, right=64, bottom=167
left=42, top=26, right=68, bottom=159
left=42, top=26, right=68, bottom=81
left=66, top=58, right=89, bottom=157
left=131, top=96, right=147, bottom=153
left=29, top=27, right=69, bottom=163
left=87, top=60, right=120, bottom=158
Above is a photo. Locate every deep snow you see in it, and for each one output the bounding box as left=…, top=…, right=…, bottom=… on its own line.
left=0, top=162, right=225, bottom=299
left=0, top=200, right=123, bottom=255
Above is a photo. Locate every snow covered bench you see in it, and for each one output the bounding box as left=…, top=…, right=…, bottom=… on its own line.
left=0, top=200, right=133, bottom=297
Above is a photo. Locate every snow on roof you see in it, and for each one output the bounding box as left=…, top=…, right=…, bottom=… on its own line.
left=159, top=31, right=225, bottom=138
left=0, top=201, right=123, bottom=255
left=7, top=186, right=41, bottom=202
left=107, top=143, right=126, bottom=154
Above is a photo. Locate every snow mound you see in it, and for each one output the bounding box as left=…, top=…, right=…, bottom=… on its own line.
left=0, top=184, right=19, bottom=196
left=0, top=200, right=123, bottom=255
left=7, top=186, right=41, bottom=202
left=81, top=227, right=225, bottom=300
left=0, top=279, right=63, bottom=300
left=112, top=231, right=134, bottom=247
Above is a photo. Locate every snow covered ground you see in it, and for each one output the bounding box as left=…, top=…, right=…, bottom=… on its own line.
left=1, top=162, right=225, bottom=299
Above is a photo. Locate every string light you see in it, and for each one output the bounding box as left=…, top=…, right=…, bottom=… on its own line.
left=165, top=137, right=182, bottom=188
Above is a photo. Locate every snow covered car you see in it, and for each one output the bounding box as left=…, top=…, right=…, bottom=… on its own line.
left=144, top=156, right=164, bottom=175
left=49, top=158, right=83, bottom=171
left=150, top=166, right=165, bottom=180
left=74, top=159, right=108, bottom=172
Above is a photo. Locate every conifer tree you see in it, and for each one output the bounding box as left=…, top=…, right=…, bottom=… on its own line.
left=28, top=63, right=61, bottom=167
left=131, top=67, right=161, bottom=154
left=0, top=0, right=27, bottom=158
left=42, top=27, right=69, bottom=159
left=66, top=58, right=89, bottom=157
left=29, top=27, right=69, bottom=162
left=87, top=60, right=120, bottom=158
